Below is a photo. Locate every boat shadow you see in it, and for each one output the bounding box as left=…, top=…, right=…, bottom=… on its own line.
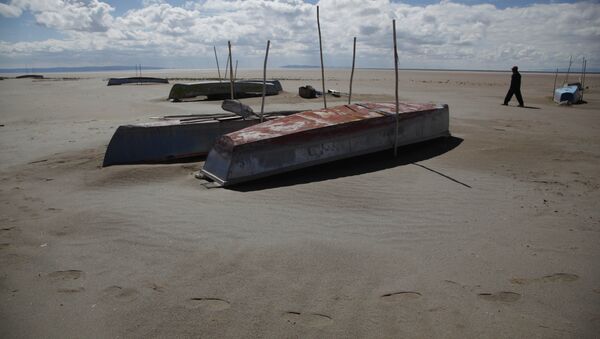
left=229, top=136, right=464, bottom=192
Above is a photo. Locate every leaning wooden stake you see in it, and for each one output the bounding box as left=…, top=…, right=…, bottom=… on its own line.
left=582, top=58, right=587, bottom=89
left=580, top=57, right=585, bottom=83
left=317, top=6, right=327, bottom=108
left=214, top=46, right=222, bottom=82
left=228, top=41, right=234, bottom=99
left=565, top=55, right=572, bottom=84
left=224, top=53, right=230, bottom=80
left=348, top=37, right=356, bottom=105
left=260, top=40, right=271, bottom=122
left=552, top=68, right=558, bottom=98
left=581, top=58, right=587, bottom=101
left=392, top=20, right=400, bottom=157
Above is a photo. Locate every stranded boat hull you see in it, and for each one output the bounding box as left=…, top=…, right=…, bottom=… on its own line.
left=554, top=83, right=582, bottom=104
left=201, top=102, right=450, bottom=186
left=107, top=77, right=169, bottom=86
left=102, top=111, right=300, bottom=167
left=168, top=80, right=282, bottom=101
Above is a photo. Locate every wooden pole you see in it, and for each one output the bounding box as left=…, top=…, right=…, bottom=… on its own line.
left=393, top=20, right=400, bottom=157
left=234, top=60, right=238, bottom=80
left=214, top=46, right=222, bottom=82
left=260, top=40, right=271, bottom=122
left=552, top=68, right=558, bottom=98
left=317, top=6, right=327, bottom=109
left=582, top=58, right=587, bottom=89
left=581, top=58, right=587, bottom=101
left=565, top=55, right=572, bottom=84
left=348, top=37, right=356, bottom=105
left=580, top=57, right=585, bottom=83
left=228, top=41, right=234, bottom=99
left=224, top=53, right=230, bottom=80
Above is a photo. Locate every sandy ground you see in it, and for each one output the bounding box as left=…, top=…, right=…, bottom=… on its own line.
left=0, top=69, right=599, bottom=338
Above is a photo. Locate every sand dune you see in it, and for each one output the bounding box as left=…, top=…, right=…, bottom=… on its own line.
left=1, top=69, right=599, bottom=337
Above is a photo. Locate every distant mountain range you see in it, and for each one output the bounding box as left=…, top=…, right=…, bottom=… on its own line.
left=0, top=66, right=164, bottom=73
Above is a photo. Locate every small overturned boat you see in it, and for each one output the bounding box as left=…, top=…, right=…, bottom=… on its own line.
left=107, top=77, right=169, bottom=86
left=102, top=110, right=300, bottom=167
left=16, top=74, right=44, bottom=79
left=200, top=102, right=450, bottom=186
left=554, top=82, right=582, bottom=104
left=168, top=80, right=282, bottom=101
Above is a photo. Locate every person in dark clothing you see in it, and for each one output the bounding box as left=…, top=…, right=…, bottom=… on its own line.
left=503, top=66, right=524, bottom=107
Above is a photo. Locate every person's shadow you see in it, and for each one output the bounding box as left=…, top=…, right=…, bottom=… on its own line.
left=228, top=136, right=464, bottom=191
left=503, top=104, right=540, bottom=109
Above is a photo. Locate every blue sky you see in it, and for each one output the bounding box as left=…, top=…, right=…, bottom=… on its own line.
left=0, top=0, right=598, bottom=70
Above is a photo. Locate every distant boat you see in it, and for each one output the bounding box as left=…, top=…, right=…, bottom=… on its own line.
left=102, top=110, right=300, bottom=167
left=16, top=74, right=44, bottom=79
left=554, top=82, right=582, bottom=104
left=107, top=77, right=168, bottom=86
left=200, top=102, right=450, bottom=186
left=168, top=80, right=282, bottom=101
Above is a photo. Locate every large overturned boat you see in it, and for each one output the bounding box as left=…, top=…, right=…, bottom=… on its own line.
left=107, top=77, right=169, bottom=86
left=168, top=80, right=282, bottom=101
left=102, top=110, right=300, bottom=167
left=200, top=102, right=450, bottom=186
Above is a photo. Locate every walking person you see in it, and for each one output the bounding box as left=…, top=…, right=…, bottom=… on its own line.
left=503, top=66, right=524, bottom=107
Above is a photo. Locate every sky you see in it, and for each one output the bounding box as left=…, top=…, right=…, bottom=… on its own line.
left=0, top=0, right=598, bottom=70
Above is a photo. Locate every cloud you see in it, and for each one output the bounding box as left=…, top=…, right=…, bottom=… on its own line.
left=9, top=0, right=115, bottom=32
left=0, top=0, right=599, bottom=70
left=0, top=3, right=22, bottom=17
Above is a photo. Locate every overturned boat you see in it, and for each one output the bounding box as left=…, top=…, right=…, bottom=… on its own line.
left=554, top=82, right=582, bottom=104
left=16, top=74, right=44, bottom=79
left=107, top=77, right=169, bottom=86
left=168, top=80, right=282, bottom=101
left=200, top=102, right=450, bottom=186
left=102, top=110, right=299, bottom=167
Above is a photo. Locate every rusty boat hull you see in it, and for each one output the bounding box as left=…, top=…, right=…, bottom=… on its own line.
left=201, top=102, right=450, bottom=186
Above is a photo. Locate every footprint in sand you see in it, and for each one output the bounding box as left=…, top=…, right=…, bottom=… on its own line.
left=380, top=291, right=422, bottom=302
left=477, top=291, right=521, bottom=302
left=48, top=270, right=84, bottom=281
left=188, top=297, right=231, bottom=311
left=510, top=273, right=579, bottom=285
left=282, top=311, right=333, bottom=328
left=103, top=285, right=140, bottom=302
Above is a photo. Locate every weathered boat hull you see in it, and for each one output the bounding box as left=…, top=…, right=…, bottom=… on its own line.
left=168, top=80, right=282, bottom=101
left=554, top=83, right=582, bottom=104
left=16, top=74, right=44, bottom=79
left=201, top=102, right=450, bottom=186
left=107, top=77, right=169, bottom=86
left=102, top=111, right=300, bottom=167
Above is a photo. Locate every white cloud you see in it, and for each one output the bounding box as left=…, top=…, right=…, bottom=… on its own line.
left=0, top=0, right=599, bottom=70
left=9, top=0, right=114, bottom=32
left=0, top=3, right=22, bottom=17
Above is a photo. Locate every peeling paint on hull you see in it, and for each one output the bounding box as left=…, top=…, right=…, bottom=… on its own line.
left=201, top=102, right=450, bottom=186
